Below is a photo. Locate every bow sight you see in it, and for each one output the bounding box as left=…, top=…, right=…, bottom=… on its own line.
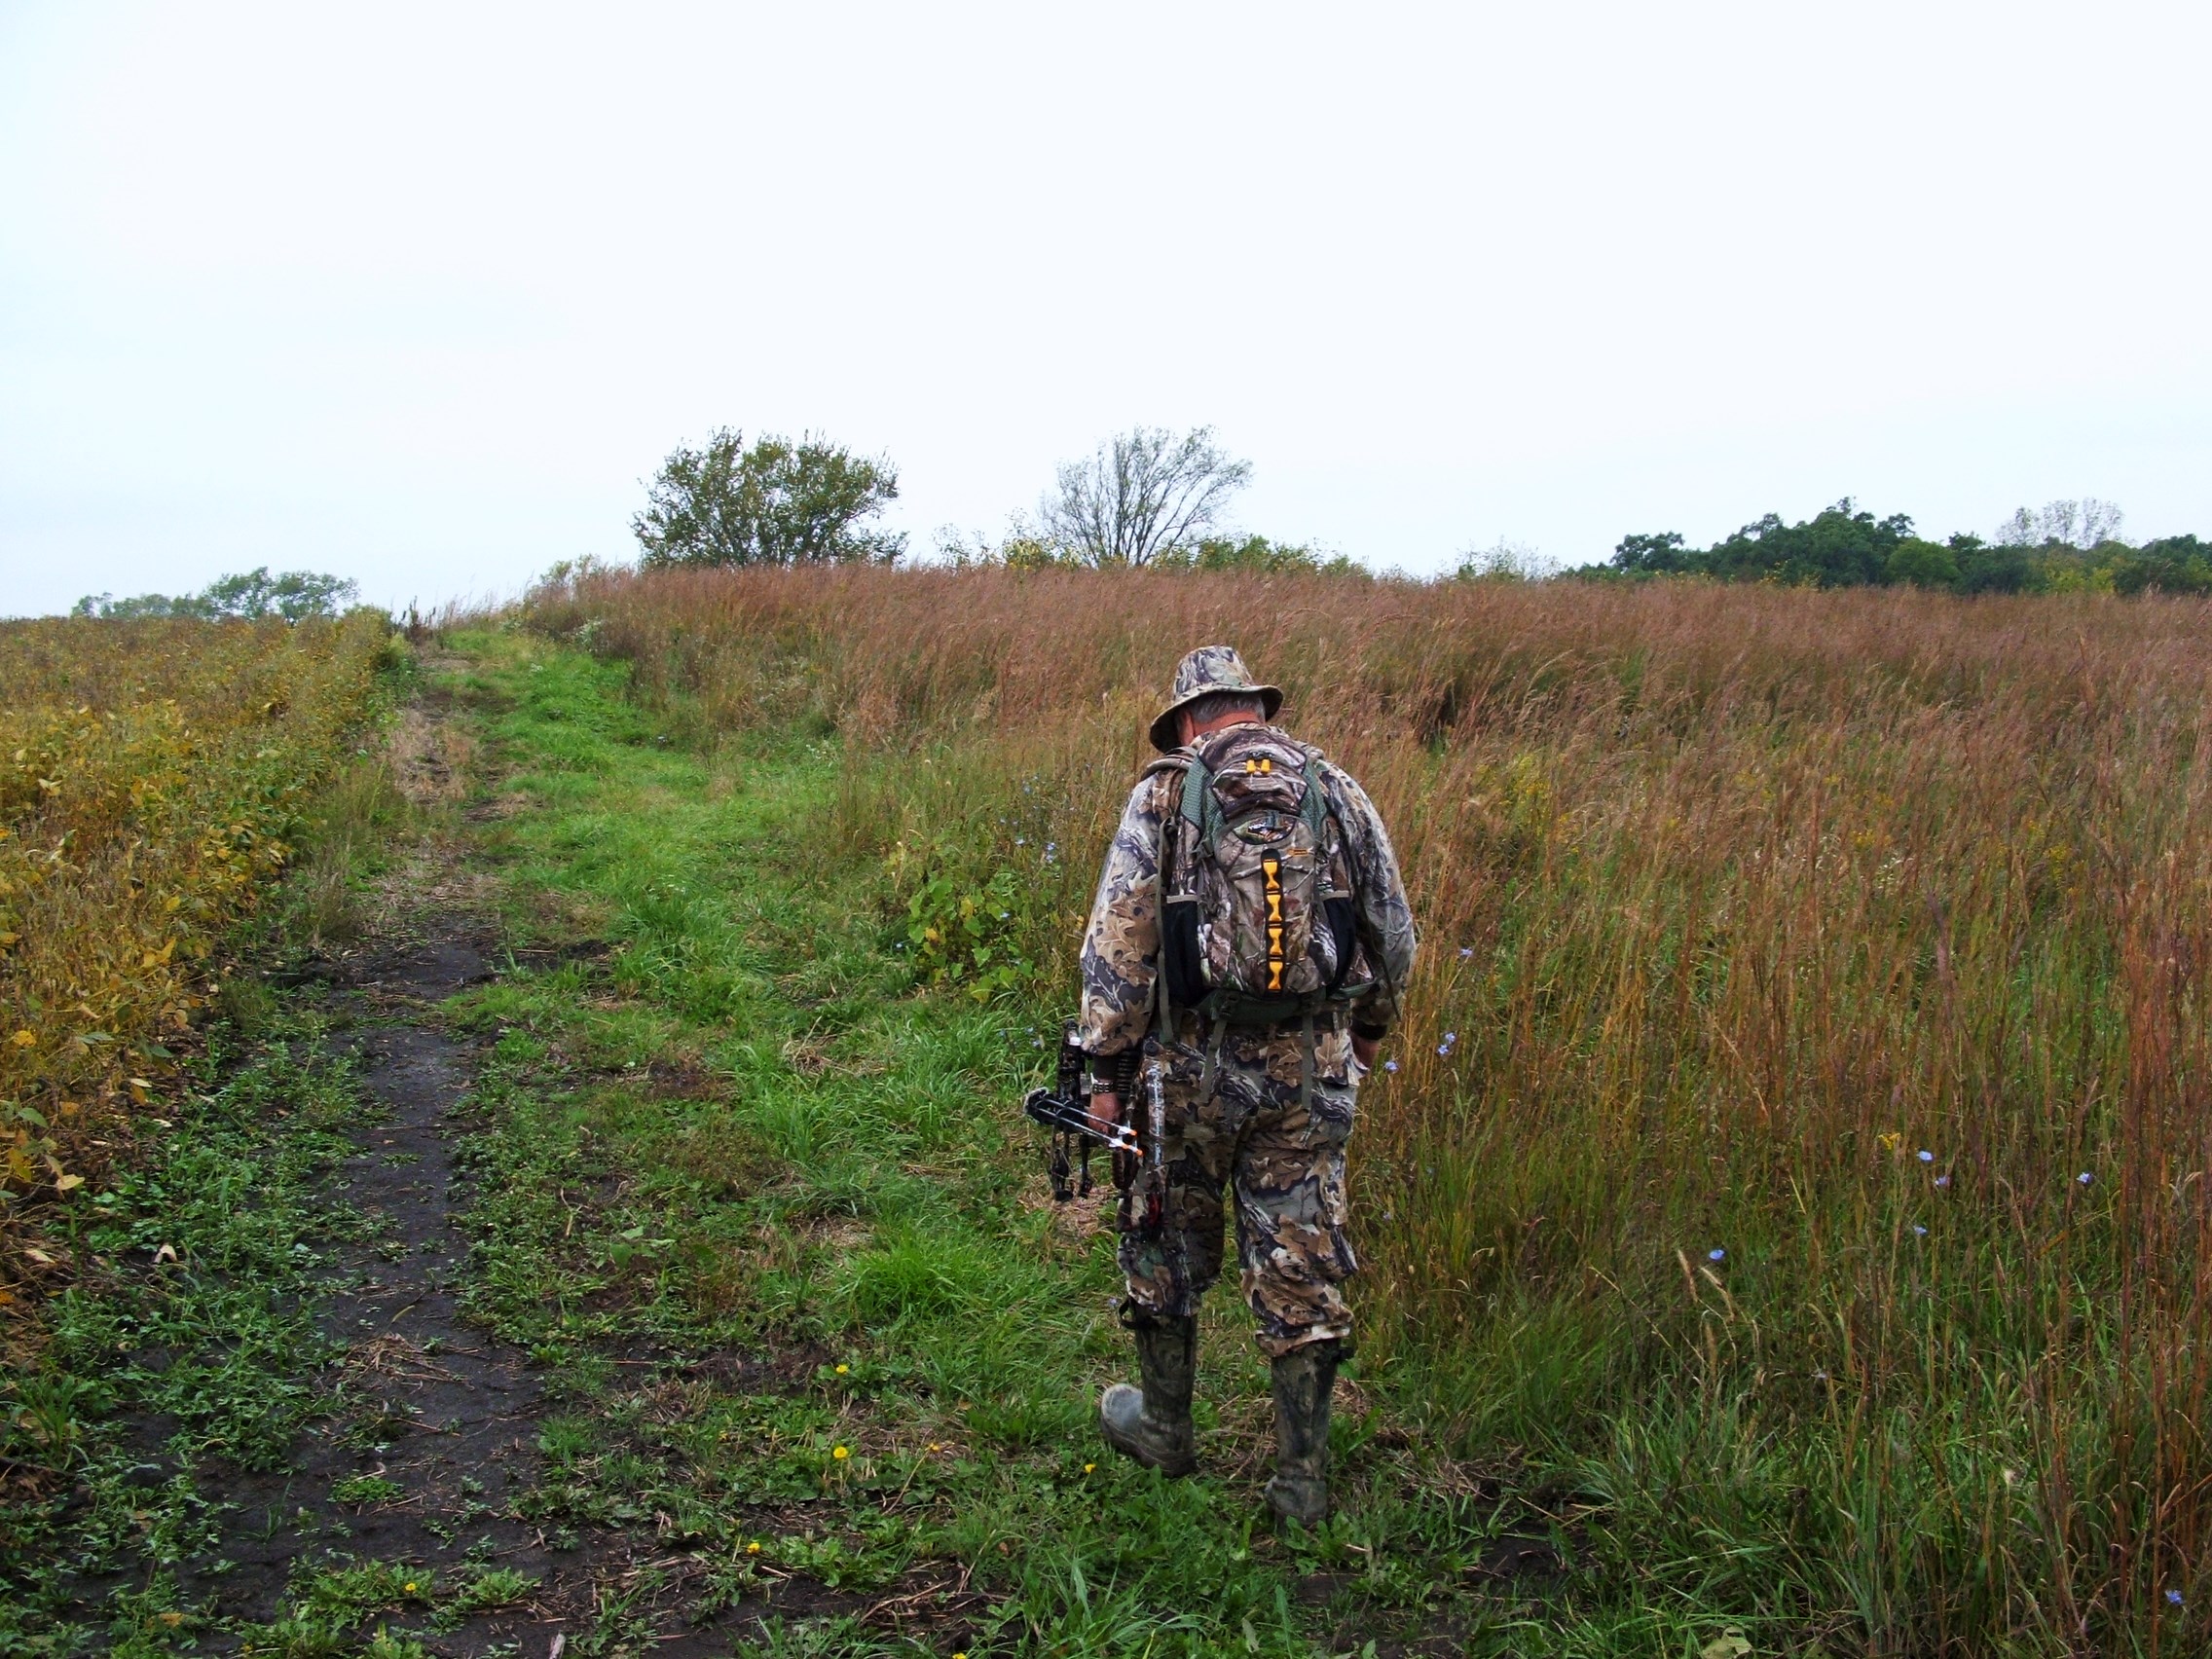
left=1023, top=1018, right=1142, bottom=1201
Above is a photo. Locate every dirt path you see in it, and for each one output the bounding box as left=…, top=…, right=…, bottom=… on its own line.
left=50, top=700, right=729, bottom=1649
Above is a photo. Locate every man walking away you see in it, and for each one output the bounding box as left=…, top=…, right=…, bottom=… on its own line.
left=1076, top=645, right=1417, bottom=1526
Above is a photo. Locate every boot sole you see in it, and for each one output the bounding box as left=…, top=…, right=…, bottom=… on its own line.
left=1099, top=1419, right=1197, bottom=1477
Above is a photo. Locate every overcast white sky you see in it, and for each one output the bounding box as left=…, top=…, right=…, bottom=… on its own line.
left=3, top=2, right=2207, bottom=614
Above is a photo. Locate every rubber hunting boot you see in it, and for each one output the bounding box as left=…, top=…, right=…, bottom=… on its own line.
left=1099, top=1314, right=1198, bottom=1475
left=1265, top=1338, right=1342, bottom=1527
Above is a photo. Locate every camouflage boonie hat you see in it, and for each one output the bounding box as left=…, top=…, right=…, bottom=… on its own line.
left=1149, top=645, right=1283, bottom=753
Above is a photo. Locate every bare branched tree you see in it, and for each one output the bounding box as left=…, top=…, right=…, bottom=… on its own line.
left=1995, top=498, right=2127, bottom=550
left=1041, top=427, right=1253, bottom=567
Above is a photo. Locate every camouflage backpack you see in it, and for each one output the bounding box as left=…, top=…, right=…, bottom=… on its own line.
left=1154, top=723, right=1368, bottom=1029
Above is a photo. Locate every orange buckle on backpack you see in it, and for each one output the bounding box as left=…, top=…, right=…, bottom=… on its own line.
left=1262, top=853, right=1285, bottom=991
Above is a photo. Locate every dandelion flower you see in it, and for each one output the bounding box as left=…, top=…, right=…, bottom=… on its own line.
left=747, top=1541, right=762, bottom=1554
left=1709, top=1248, right=1725, bottom=1262
left=1084, top=1462, right=1095, bottom=1473
left=1917, top=1149, right=1934, bottom=1162
left=403, top=1582, right=418, bottom=1594
left=832, top=1445, right=850, bottom=1460
left=834, top=1363, right=849, bottom=1375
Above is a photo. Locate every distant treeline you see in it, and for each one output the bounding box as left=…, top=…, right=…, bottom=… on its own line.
left=73, top=568, right=360, bottom=621
left=1569, top=498, right=2211, bottom=595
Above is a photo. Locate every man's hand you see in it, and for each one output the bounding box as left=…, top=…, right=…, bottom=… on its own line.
left=1088, top=1090, right=1124, bottom=1138
left=1352, top=1034, right=1380, bottom=1073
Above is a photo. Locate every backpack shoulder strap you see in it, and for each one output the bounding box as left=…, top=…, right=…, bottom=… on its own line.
left=1137, top=755, right=1199, bottom=898
left=1178, top=753, right=1211, bottom=835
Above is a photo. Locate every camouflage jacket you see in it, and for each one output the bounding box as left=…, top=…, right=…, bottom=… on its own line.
left=1078, top=724, right=1417, bottom=1057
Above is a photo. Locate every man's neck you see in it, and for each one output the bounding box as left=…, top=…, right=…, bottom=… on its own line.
left=1184, top=714, right=1263, bottom=745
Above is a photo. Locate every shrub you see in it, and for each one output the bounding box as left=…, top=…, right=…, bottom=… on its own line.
left=0, top=613, right=392, bottom=1206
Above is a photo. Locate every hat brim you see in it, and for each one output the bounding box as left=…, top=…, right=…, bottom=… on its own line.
left=1148, top=684, right=1283, bottom=753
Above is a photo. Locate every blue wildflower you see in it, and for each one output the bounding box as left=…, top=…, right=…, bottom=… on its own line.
left=1383, top=1059, right=1398, bottom=1073
left=2078, top=1171, right=2093, bottom=1186
left=1914, top=1225, right=1927, bottom=1236
left=1457, top=946, right=1474, bottom=960
left=1935, top=1174, right=1950, bottom=1188
left=1708, top=1248, right=1725, bottom=1262
left=2168, top=1589, right=2184, bottom=1606
left=1917, top=1149, right=1934, bottom=1162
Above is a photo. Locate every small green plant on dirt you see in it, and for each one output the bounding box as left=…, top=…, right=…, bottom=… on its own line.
left=329, top=1474, right=405, bottom=1506
left=441, top=1565, right=535, bottom=1614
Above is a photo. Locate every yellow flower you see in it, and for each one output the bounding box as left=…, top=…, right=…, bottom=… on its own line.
left=1084, top=1462, right=1095, bottom=1473
left=403, top=1581, right=418, bottom=1594
left=927, top=1442, right=942, bottom=1453
left=9, top=1030, right=33, bottom=1048
left=746, top=1540, right=762, bottom=1554
left=834, top=1363, right=849, bottom=1375
left=832, top=1445, right=850, bottom=1460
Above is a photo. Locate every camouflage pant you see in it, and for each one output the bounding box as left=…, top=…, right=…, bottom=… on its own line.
left=1117, top=1021, right=1359, bottom=1357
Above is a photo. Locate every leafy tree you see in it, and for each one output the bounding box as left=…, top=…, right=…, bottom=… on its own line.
left=1946, top=535, right=2034, bottom=595
left=73, top=568, right=359, bottom=621
left=1041, top=426, right=1252, bottom=567
left=1580, top=505, right=1911, bottom=586
left=1161, top=535, right=1359, bottom=575
left=1885, top=537, right=1961, bottom=589
left=1454, top=538, right=1547, bottom=582
left=1699, top=500, right=1915, bottom=586
left=2109, top=535, right=2212, bottom=595
left=1609, top=533, right=1688, bottom=574
left=633, top=428, right=904, bottom=568
left=202, top=569, right=361, bottom=619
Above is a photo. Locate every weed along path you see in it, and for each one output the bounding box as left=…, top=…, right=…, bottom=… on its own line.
left=19, top=634, right=1574, bottom=1657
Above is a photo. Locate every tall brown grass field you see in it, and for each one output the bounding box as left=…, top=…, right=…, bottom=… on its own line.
left=0, top=613, right=391, bottom=1235
left=534, top=563, right=2212, bottom=1651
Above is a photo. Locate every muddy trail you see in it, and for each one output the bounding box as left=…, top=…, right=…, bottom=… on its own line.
left=57, top=926, right=615, bottom=1648
left=52, top=726, right=934, bottom=1654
